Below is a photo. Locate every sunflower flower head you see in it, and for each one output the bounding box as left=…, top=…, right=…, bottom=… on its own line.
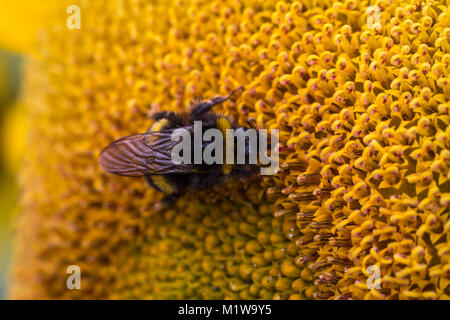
left=10, top=0, right=450, bottom=300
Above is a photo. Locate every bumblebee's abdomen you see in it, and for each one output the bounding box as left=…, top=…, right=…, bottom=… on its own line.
left=146, top=175, right=177, bottom=194
left=145, top=118, right=179, bottom=194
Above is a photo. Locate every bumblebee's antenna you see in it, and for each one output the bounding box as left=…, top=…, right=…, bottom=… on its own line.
left=190, top=86, right=245, bottom=118
left=227, top=86, right=244, bottom=99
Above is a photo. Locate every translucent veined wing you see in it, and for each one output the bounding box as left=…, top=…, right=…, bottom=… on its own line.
left=99, top=130, right=194, bottom=176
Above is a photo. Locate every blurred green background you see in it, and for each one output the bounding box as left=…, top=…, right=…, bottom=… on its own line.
left=0, top=49, right=22, bottom=299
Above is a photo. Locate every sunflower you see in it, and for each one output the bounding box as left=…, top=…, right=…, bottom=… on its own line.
left=9, top=0, right=450, bottom=299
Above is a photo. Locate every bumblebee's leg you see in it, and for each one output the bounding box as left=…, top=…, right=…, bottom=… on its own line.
left=152, top=193, right=182, bottom=210
left=161, top=193, right=181, bottom=205
left=190, top=86, right=244, bottom=119
left=235, top=165, right=258, bottom=178
left=246, top=118, right=257, bottom=129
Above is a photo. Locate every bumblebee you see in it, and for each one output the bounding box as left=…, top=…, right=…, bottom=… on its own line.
left=99, top=87, right=258, bottom=202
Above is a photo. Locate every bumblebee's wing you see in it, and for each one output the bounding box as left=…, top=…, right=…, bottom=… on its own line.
left=99, top=130, right=194, bottom=176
